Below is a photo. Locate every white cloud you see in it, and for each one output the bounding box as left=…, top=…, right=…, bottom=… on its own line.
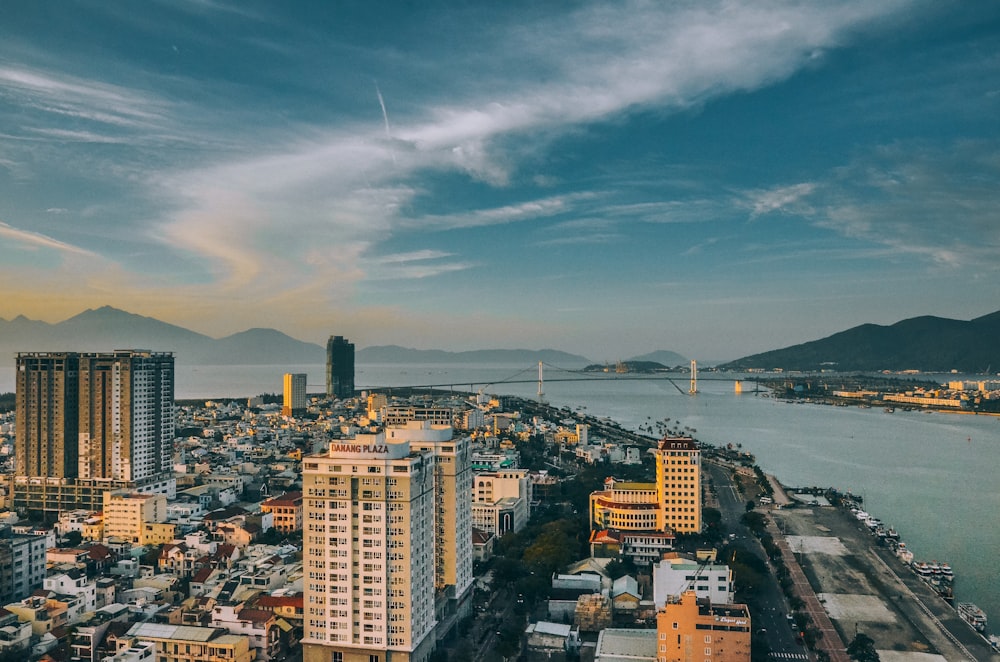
left=745, top=182, right=817, bottom=220
left=0, top=220, right=97, bottom=257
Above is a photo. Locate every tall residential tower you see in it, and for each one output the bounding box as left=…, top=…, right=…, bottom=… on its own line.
left=301, top=433, right=438, bottom=662
left=12, top=350, right=176, bottom=518
left=326, top=336, right=355, bottom=399
left=283, top=372, right=307, bottom=416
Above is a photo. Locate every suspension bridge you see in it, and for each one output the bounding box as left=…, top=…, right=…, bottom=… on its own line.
left=357, top=360, right=761, bottom=397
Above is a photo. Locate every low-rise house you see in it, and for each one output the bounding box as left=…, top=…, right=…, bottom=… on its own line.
left=248, top=592, right=303, bottom=626
left=0, top=607, right=31, bottom=655
left=471, top=528, right=494, bottom=563
left=116, top=622, right=254, bottom=662
left=43, top=567, right=97, bottom=614
left=611, top=575, right=641, bottom=612
left=4, top=594, right=69, bottom=635
left=525, top=621, right=580, bottom=662
left=259, top=491, right=302, bottom=533
left=101, top=639, right=155, bottom=662
left=210, top=603, right=282, bottom=662
left=69, top=603, right=130, bottom=662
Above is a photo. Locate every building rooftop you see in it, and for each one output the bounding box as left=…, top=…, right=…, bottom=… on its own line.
left=594, top=628, right=657, bottom=661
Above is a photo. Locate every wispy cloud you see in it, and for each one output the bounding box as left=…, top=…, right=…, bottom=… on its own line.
left=0, top=220, right=97, bottom=257
left=812, top=141, right=1000, bottom=268
left=745, top=182, right=817, bottom=220
left=0, top=66, right=168, bottom=130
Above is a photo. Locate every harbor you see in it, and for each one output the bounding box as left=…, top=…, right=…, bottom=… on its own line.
left=768, top=484, right=1000, bottom=660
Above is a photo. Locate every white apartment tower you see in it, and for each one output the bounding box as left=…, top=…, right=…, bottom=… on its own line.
left=302, top=433, right=438, bottom=662
left=387, top=422, right=474, bottom=613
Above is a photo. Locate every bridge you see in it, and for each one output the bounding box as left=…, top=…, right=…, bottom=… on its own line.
left=357, top=361, right=761, bottom=396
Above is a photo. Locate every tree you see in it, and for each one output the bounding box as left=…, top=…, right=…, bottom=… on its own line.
left=604, top=559, right=626, bottom=580
left=846, top=632, right=880, bottom=662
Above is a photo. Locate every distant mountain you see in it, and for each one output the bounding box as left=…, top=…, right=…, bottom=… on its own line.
left=625, top=350, right=688, bottom=367
left=356, top=345, right=591, bottom=365
left=0, top=306, right=324, bottom=365
left=719, top=311, right=1000, bottom=373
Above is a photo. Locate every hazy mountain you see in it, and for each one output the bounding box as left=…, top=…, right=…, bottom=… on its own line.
left=719, top=310, right=1000, bottom=373
left=625, top=350, right=688, bottom=367
left=356, top=345, right=591, bottom=365
left=0, top=306, right=323, bottom=365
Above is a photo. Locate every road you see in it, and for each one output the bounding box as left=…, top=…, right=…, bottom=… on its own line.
left=706, top=461, right=810, bottom=660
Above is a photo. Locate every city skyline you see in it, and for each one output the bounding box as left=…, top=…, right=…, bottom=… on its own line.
left=2, top=2, right=999, bottom=360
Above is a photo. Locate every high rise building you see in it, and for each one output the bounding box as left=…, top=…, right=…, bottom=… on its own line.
left=387, top=421, right=473, bottom=616
left=283, top=372, right=307, bottom=416
left=588, top=437, right=701, bottom=563
left=302, top=433, right=438, bottom=662
left=653, top=437, right=701, bottom=534
left=12, top=350, right=176, bottom=518
left=326, top=336, right=355, bottom=399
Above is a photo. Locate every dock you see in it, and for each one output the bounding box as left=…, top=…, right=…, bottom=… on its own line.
left=767, top=489, right=999, bottom=661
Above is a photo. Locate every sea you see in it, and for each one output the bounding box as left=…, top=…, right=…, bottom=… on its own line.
left=1, top=361, right=997, bottom=635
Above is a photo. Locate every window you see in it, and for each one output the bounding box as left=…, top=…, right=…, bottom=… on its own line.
left=332, top=654, right=343, bottom=662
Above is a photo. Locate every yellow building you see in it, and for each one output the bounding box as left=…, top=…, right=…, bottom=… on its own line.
left=301, top=433, right=438, bottom=662
left=260, top=491, right=303, bottom=533
left=282, top=373, right=307, bottom=416
left=655, top=591, right=750, bottom=662
left=588, top=437, right=702, bottom=556
left=141, top=521, right=177, bottom=546
left=103, top=491, right=168, bottom=544
left=119, top=622, right=254, bottom=662
left=655, top=437, right=701, bottom=534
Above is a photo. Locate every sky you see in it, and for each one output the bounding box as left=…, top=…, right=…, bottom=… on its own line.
left=1, top=1, right=999, bottom=362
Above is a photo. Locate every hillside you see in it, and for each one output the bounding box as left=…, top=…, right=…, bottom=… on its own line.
left=0, top=307, right=324, bottom=365
left=625, top=350, right=688, bottom=367
left=719, top=310, right=1000, bottom=373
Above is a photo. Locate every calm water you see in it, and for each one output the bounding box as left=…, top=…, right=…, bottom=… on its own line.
left=1, top=362, right=997, bottom=634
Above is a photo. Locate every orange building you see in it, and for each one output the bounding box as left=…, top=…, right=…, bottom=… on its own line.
left=260, top=490, right=303, bottom=533
left=655, top=591, right=750, bottom=662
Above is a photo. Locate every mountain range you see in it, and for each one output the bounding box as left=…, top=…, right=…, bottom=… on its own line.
left=719, top=310, right=1000, bottom=373
left=0, top=307, right=601, bottom=366
left=5, top=306, right=992, bottom=373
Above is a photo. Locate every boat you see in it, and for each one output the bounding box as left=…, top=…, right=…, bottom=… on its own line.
left=896, top=542, right=914, bottom=564
left=957, top=602, right=987, bottom=633
left=939, top=562, right=953, bottom=578
left=886, top=528, right=900, bottom=541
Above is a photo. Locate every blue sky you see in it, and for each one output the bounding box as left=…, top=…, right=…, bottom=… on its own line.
left=1, top=1, right=999, bottom=361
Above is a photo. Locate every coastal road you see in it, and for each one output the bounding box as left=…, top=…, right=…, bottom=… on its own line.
left=705, top=462, right=810, bottom=659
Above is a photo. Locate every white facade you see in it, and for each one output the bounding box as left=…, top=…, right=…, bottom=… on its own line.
left=471, top=470, right=531, bottom=536
left=44, top=571, right=98, bottom=614
left=652, top=555, right=734, bottom=608
left=391, top=422, right=474, bottom=603
left=301, top=433, right=437, bottom=660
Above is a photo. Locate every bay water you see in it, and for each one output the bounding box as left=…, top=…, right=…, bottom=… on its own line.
left=0, top=362, right=996, bottom=634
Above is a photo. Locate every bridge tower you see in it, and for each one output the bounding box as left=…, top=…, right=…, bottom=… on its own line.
left=689, top=360, right=698, bottom=394
left=537, top=361, right=545, bottom=402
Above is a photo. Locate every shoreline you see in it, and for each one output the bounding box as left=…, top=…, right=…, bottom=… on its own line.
left=764, top=477, right=999, bottom=660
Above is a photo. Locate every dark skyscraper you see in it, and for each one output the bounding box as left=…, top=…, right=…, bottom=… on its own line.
left=326, top=335, right=355, bottom=399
